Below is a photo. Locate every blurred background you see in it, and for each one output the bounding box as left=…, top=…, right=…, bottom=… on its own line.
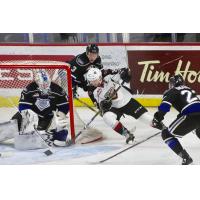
left=0, top=33, right=199, bottom=43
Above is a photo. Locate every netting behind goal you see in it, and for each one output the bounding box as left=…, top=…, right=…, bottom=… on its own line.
left=0, top=60, right=75, bottom=142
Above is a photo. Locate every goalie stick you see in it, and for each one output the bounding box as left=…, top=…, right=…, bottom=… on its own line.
left=33, top=127, right=54, bottom=156
left=97, top=131, right=161, bottom=164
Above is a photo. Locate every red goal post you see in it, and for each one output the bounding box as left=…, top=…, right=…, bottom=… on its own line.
left=0, top=61, right=75, bottom=142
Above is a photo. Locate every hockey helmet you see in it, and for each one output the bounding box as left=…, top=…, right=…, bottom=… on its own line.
left=86, top=44, right=99, bottom=54
left=86, top=68, right=102, bottom=83
left=34, top=69, right=51, bottom=94
left=169, top=74, right=184, bottom=89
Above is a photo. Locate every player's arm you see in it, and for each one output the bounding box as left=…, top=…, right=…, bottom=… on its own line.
left=18, top=87, right=34, bottom=112
left=17, top=85, right=39, bottom=133
left=56, top=91, right=69, bottom=115
left=108, top=68, right=131, bottom=86
left=94, top=56, right=103, bottom=69
left=152, top=90, right=174, bottom=129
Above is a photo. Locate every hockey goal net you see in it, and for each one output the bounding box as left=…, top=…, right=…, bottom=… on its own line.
left=0, top=61, right=76, bottom=141
left=0, top=60, right=103, bottom=144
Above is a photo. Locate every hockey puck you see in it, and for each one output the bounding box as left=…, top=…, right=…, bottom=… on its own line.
left=44, top=149, right=53, bottom=156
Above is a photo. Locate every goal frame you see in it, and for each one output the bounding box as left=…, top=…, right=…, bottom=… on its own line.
left=0, top=64, right=75, bottom=143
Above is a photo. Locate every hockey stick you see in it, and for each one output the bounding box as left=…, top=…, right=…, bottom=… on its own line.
left=74, top=97, right=98, bottom=114
left=67, top=82, right=125, bottom=146
left=66, top=109, right=101, bottom=146
left=33, top=127, right=54, bottom=156
left=98, top=131, right=161, bottom=163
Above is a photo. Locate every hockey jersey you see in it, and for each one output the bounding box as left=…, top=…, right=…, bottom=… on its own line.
left=19, top=82, right=69, bottom=119
left=93, top=74, right=133, bottom=108
left=158, top=85, right=200, bottom=116
left=68, top=52, right=103, bottom=86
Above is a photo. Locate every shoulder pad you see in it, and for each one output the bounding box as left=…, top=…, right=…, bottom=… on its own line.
left=76, top=53, right=89, bottom=66
left=23, top=82, right=38, bottom=93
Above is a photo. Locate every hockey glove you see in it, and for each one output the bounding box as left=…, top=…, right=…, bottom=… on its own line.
left=102, top=69, right=119, bottom=77
left=151, top=112, right=166, bottom=130
left=120, top=68, right=131, bottom=83
left=100, top=99, right=112, bottom=113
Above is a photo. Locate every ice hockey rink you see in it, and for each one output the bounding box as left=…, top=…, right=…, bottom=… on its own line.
left=0, top=107, right=200, bottom=165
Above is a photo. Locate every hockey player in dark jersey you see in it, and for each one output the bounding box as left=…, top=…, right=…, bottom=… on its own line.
left=68, top=44, right=120, bottom=103
left=68, top=44, right=102, bottom=94
left=152, top=74, right=200, bottom=165
left=12, top=69, right=70, bottom=148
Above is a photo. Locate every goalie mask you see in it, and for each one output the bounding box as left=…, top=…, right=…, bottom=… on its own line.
left=34, top=69, right=51, bottom=94
left=86, top=68, right=102, bottom=87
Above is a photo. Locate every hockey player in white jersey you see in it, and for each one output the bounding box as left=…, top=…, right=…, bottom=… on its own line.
left=86, top=68, right=165, bottom=144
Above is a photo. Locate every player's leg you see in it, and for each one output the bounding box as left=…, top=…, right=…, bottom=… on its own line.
left=162, top=115, right=195, bottom=165
left=0, top=120, right=18, bottom=142
left=122, top=98, right=165, bottom=130
left=102, top=109, right=135, bottom=143
left=46, top=111, right=69, bottom=147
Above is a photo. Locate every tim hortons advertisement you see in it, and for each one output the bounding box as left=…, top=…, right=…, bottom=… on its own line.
left=128, top=50, right=200, bottom=95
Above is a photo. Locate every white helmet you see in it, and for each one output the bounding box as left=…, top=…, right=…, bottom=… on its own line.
left=34, top=69, right=51, bottom=94
left=86, top=68, right=102, bottom=83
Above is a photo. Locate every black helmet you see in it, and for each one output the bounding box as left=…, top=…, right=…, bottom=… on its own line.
left=169, top=74, right=184, bottom=89
left=86, top=44, right=99, bottom=54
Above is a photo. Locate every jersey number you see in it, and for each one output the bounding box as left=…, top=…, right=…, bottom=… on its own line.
left=181, top=90, right=199, bottom=103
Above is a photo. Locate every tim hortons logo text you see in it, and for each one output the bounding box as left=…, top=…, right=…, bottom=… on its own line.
left=138, top=60, right=200, bottom=83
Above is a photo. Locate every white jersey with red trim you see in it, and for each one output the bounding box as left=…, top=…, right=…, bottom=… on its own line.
left=93, top=74, right=133, bottom=108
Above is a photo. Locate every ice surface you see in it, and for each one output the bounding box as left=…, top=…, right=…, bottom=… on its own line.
left=0, top=107, right=199, bottom=165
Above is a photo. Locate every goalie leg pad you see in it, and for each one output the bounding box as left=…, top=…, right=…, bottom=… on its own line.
left=0, top=120, right=18, bottom=142
left=52, top=129, right=69, bottom=147
left=14, top=131, right=52, bottom=150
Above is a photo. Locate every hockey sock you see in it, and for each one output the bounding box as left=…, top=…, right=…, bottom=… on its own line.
left=165, top=137, right=184, bottom=156
left=114, top=122, right=129, bottom=136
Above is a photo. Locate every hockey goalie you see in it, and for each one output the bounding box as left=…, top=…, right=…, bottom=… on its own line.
left=0, top=69, right=70, bottom=150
